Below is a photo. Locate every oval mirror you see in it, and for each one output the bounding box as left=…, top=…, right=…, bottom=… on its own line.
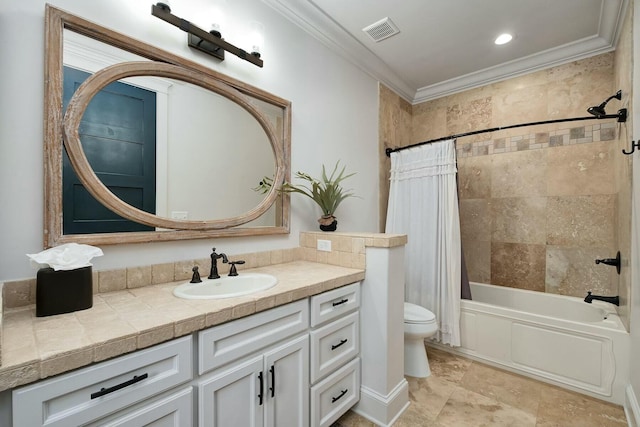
left=63, top=61, right=285, bottom=230
left=44, top=5, right=291, bottom=247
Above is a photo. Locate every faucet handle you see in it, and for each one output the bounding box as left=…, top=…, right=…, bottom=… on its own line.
left=190, top=266, right=202, bottom=283
left=228, top=260, right=245, bottom=277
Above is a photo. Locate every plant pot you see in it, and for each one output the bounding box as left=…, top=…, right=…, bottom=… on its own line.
left=318, top=215, right=337, bottom=232
left=319, top=220, right=337, bottom=232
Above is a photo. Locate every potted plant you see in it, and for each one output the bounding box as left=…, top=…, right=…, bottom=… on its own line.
left=255, top=161, right=357, bottom=231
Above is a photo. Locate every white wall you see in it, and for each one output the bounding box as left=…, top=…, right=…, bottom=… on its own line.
left=0, top=0, right=380, bottom=281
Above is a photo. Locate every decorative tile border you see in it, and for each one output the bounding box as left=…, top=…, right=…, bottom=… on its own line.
left=456, top=122, right=617, bottom=158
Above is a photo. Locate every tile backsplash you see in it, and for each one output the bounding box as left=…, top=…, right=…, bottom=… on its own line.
left=2, top=248, right=301, bottom=310
left=2, top=233, right=407, bottom=310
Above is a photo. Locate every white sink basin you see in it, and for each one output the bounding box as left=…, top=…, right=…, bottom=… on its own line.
left=173, top=273, right=277, bottom=299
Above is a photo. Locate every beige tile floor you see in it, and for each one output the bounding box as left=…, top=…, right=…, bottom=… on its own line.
left=334, top=346, right=628, bottom=427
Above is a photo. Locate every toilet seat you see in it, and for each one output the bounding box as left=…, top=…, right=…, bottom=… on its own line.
left=404, top=302, right=436, bottom=324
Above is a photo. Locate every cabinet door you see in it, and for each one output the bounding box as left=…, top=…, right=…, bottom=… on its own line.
left=264, top=335, right=309, bottom=427
left=199, top=355, right=264, bottom=427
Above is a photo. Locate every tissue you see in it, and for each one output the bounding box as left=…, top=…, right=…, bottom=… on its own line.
left=27, top=243, right=103, bottom=271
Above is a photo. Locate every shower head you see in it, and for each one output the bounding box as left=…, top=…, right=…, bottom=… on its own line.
left=587, top=90, right=622, bottom=118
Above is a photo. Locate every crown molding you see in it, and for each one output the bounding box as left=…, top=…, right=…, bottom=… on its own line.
left=413, top=36, right=615, bottom=103
left=413, top=0, right=629, bottom=103
left=262, top=0, right=415, bottom=101
left=264, top=0, right=629, bottom=104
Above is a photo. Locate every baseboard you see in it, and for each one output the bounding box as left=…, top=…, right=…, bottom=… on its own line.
left=352, top=379, right=409, bottom=427
left=626, top=384, right=640, bottom=427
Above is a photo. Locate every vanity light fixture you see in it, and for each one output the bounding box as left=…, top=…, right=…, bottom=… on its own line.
left=151, top=2, right=264, bottom=67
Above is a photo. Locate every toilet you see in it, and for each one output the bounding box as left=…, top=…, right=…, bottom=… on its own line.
left=404, top=302, right=438, bottom=377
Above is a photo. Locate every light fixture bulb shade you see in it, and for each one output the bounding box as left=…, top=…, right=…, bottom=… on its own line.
left=249, top=21, right=265, bottom=54
left=156, top=0, right=171, bottom=11
left=209, top=1, right=227, bottom=35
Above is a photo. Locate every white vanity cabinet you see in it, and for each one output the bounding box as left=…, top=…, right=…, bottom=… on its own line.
left=309, top=283, right=361, bottom=427
left=197, top=299, right=310, bottom=427
left=6, top=282, right=363, bottom=427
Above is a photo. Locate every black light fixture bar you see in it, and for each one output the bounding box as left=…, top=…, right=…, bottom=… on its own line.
left=151, top=4, right=263, bottom=68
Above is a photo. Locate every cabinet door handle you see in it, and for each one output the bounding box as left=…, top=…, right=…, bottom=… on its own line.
left=90, top=373, right=148, bottom=399
left=332, top=298, right=348, bottom=307
left=269, top=365, right=275, bottom=398
left=331, top=339, right=348, bottom=351
left=258, top=371, right=264, bottom=405
left=331, top=389, right=348, bottom=403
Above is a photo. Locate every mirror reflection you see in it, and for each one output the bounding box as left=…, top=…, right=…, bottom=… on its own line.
left=63, top=67, right=278, bottom=233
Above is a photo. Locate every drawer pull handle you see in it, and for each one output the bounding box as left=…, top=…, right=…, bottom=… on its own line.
left=331, top=389, right=348, bottom=403
left=90, top=373, right=148, bottom=399
left=331, top=339, right=348, bottom=351
left=269, top=365, right=275, bottom=398
left=258, top=371, right=264, bottom=405
left=332, top=298, right=348, bottom=307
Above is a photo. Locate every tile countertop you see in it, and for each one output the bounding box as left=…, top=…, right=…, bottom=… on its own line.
left=0, top=261, right=365, bottom=392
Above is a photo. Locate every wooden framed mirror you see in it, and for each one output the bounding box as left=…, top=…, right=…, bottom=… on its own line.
left=44, top=5, right=291, bottom=247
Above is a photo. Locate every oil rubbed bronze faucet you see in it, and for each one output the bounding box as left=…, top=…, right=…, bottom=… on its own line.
left=584, top=292, right=620, bottom=306
left=208, top=248, right=228, bottom=279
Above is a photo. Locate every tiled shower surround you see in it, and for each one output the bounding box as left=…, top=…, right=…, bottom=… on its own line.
left=457, top=124, right=619, bottom=297
left=379, top=47, right=632, bottom=321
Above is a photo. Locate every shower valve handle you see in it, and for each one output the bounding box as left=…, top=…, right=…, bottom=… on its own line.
left=594, top=251, right=621, bottom=274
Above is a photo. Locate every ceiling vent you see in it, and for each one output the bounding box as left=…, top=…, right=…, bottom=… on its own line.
left=362, top=17, right=400, bottom=42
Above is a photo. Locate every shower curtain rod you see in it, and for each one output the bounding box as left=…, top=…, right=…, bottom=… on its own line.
left=384, top=108, right=627, bottom=157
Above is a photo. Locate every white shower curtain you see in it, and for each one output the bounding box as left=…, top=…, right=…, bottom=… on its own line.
left=385, top=139, right=462, bottom=346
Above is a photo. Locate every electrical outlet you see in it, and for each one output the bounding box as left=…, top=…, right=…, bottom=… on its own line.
left=171, top=211, right=188, bottom=220
left=317, top=239, right=332, bottom=252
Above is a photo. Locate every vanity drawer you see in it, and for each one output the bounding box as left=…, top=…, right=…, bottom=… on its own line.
left=84, top=387, right=193, bottom=426
left=311, top=357, right=360, bottom=427
left=199, top=299, right=308, bottom=374
left=310, top=282, right=360, bottom=327
left=310, top=312, right=359, bottom=383
left=13, top=336, right=192, bottom=427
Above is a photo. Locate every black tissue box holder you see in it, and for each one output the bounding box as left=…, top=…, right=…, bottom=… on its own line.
left=36, top=266, right=93, bottom=317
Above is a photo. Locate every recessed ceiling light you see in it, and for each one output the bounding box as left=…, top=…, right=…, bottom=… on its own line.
left=494, top=33, right=513, bottom=45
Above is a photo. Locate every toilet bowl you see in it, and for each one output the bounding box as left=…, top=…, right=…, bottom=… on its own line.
left=404, top=302, right=437, bottom=378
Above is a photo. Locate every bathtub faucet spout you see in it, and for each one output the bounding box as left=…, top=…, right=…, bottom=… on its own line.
left=584, top=291, right=619, bottom=306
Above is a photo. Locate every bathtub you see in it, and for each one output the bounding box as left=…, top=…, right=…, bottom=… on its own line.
left=430, top=282, right=630, bottom=405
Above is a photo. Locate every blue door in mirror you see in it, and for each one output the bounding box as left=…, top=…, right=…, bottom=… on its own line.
left=63, top=66, right=157, bottom=234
